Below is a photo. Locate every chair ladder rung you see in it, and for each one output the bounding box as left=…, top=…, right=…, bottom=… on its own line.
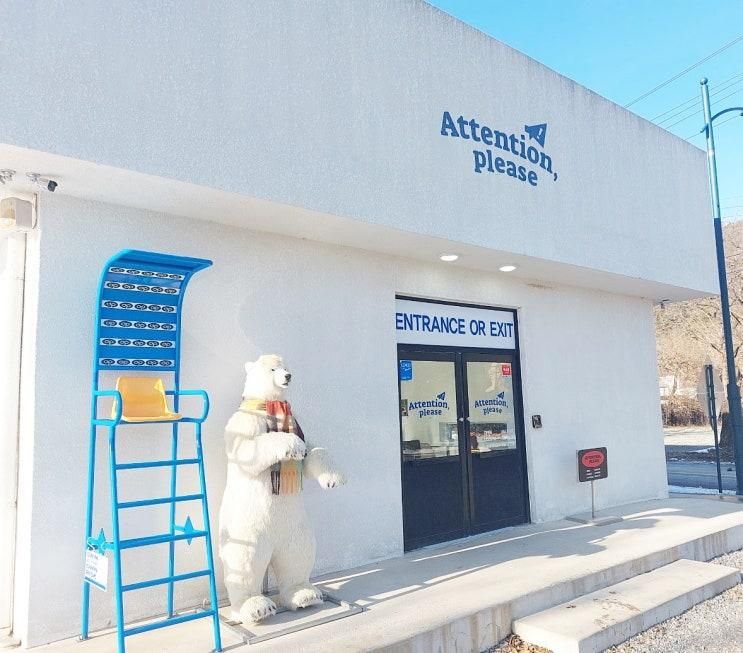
left=116, top=458, right=200, bottom=470
left=121, top=569, right=212, bottom=592
left=119, top=531, right=207, bottom=549
left=117, top=493, right=204, bottom=509
left=123, top=610, right=215, bottom=637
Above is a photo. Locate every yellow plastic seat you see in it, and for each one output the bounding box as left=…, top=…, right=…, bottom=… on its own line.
left=113, top=377, right=181, bottom=423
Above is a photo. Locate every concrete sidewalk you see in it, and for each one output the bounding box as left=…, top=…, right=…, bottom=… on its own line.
left=34, top=496, right=743, bottom=653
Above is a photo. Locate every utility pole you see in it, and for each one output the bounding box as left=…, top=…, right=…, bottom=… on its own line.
left=700, top=77, right=743, bottom=495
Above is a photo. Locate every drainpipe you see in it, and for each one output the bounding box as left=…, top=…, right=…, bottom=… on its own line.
left=0, top=228, right=27, bottom=639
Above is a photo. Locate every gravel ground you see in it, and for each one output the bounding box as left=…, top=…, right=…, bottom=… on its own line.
left=483, top=549, right=743, bottom=653
left=483, top=635, right=550, bottom=653
left=608, top=549, right=743, bottom=653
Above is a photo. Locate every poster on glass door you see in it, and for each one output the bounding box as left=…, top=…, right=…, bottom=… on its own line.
left=399, top=359, right=459, bottom=460
left=467, top=362, right=516, bottom=452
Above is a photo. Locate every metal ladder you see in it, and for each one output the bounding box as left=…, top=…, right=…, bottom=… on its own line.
left=80, top=250, right=221, bottom=653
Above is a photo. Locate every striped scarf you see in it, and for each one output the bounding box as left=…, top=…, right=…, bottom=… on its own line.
left=240, top=398, right=304, bottom=495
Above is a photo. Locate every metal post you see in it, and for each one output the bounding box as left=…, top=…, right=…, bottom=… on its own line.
left=195, top=423, right=222, bottom=652
left=706, top=365, right=723, bottom=494
left=167, top=425, right=178, bottom=617
left=168, top=356, right=182, bottom=616
left=81, top=373, right=100, bottom=641
left=80, top=422, right=97, bottom=640
left=108, top=427, right=126, bottom=653
left=590, top=480, right=595, bottom=520
left=701, top=78, right=743, bottom=495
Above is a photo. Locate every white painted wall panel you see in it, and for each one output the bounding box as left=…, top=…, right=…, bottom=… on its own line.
left=0, top=0, right=716, bottom=295
left=17, top=194, right=665, bottom=645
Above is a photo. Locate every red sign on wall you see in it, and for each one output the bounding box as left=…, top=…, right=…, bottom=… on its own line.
left=501, top=364, right=512, bottom=376
left=581, top=450, right=605, bottom=467
left=577, top=447, right=608, bottom=482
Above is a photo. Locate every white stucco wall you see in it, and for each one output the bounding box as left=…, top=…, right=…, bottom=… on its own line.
left=15, top=194, right=666, bottom=645
left=0, top=0, right=716, bottom=295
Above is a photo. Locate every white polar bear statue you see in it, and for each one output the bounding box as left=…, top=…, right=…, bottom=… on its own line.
left=218, top=354, right=346, bottom=624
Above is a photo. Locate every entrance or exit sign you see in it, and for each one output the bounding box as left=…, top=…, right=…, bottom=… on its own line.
left=577, top=447, right=607, bottom=482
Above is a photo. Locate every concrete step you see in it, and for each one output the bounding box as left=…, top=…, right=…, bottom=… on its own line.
left=512, top=559, right=740, bottom=653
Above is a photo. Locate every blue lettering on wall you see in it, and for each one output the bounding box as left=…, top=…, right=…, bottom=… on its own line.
left=490, top=321, right=513, bottom=338
left=395, top=311, right=513, bottom=340
left=395, top=312, right=470, bottom=336
left=440, top=111, right=558, bottom=187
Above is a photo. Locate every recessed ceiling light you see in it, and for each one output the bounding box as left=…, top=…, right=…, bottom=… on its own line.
left=440, top=254, right=459, bottom=262
left=499, top=265, right=517, bottom=272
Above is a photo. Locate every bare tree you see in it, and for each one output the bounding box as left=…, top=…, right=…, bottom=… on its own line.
left=655, top=221, right=743, bottom=448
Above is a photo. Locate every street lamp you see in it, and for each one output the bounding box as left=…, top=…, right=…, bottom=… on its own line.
left=699, top=77, right=743, bottom=496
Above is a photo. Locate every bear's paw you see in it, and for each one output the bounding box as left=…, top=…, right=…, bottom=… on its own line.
left=269, top=432, right=306, bottom=461
left=238, top=594, right=277, bottom=623
left=317, top=471, right=347, bottom=489
left=282, top=584, right=324, bottom=611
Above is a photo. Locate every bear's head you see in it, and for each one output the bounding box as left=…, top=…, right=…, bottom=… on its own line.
left=242, top=354, right=292, bottom=401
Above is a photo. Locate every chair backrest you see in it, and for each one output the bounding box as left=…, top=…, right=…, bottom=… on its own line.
left=94, top=250, right=212, bottom=374
left=114, top=376, right=169, bottom=420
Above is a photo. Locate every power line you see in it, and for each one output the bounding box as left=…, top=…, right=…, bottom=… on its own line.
left=717, top=112, right=743, bottom=128
left=686, top=112, right=742, bottom=140
left=651, top=71, right=743, bottom=122
left=624, top=35, right=743, bottom=108
left=660, top=83, right=743, bottom=129
left=665, top=111, right=701, bottom=131
left=664, top=86, right=743, bottom=130
left=655, top=74, right=743, bottom=125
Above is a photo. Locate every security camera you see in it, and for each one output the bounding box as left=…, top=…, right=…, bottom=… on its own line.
left=0, top=169, right=16, bottom=185
left=27, top=172, right=58, bottom=192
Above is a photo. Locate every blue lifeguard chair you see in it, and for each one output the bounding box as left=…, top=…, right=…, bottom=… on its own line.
left=80, top=250, right=221, bottom=652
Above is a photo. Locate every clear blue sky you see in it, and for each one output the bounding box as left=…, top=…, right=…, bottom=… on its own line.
left=427, top=1, right=743, bottom=220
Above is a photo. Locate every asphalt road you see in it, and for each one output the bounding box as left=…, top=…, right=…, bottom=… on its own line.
left=667, top=460, right=737, bottom=492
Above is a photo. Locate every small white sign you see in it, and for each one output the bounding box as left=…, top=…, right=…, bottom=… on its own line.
left=85, top=549, right=108, bottom=591
left=396, top=299, right=516, bottom=349
left=697, top=364, right=724, bottom=422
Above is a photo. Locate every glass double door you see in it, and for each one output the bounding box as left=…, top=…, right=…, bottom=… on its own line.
left=398, top=348, right=529, bottom=550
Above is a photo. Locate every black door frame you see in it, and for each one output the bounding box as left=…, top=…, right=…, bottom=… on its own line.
left=397, top=350, right=468, bottom=549
left=396, top=296, right=530, bottom=549
left=461, top=350, right=529, bottom=533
